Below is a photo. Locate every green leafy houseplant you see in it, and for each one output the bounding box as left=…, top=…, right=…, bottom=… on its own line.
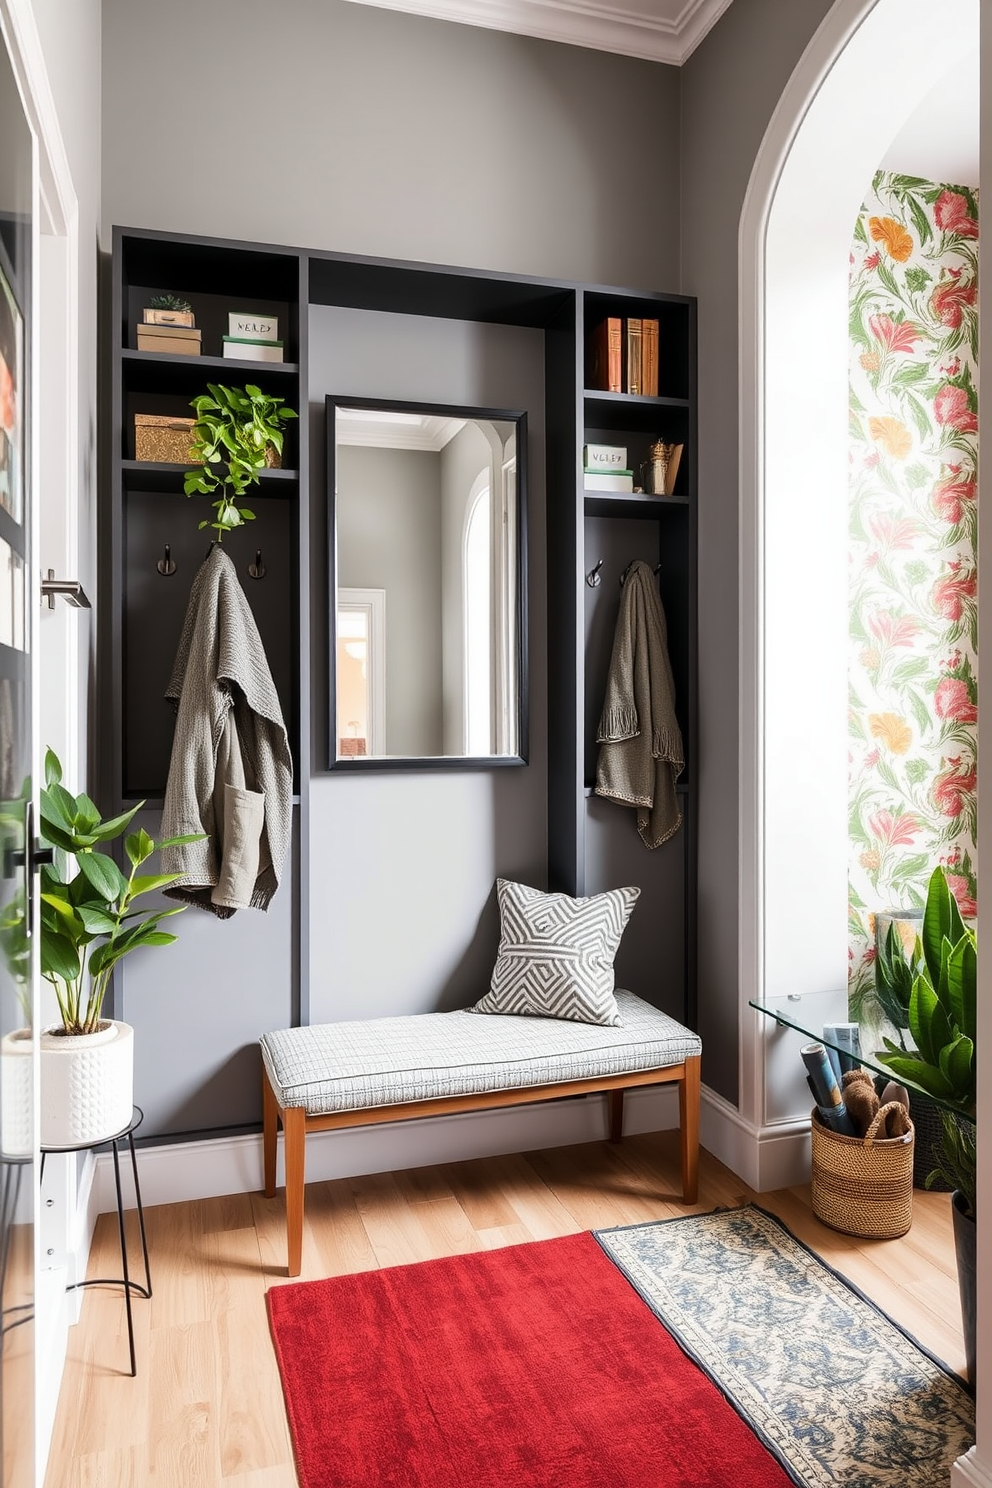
left=876, top=866, right=976, bottom=1211
left=183, top=382, right=297, bottom=540
left=38, top=750, right=200, bottom=1036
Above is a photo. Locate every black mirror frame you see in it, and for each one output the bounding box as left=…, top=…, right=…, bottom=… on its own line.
left=326, top=394, right=529, bottom=772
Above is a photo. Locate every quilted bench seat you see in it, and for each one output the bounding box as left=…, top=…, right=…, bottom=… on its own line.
left=260, top=990, right=701, bottom=1275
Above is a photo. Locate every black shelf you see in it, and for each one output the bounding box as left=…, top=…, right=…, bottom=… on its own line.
left=122, top=348, right=299, bottom=378
left=583, top=390, right=690, bottom=408
left=584, top=491, right=689, bottom=518
left=122, top=460, right=298, bottom=495
left=584, top=391, right=690, bottom=434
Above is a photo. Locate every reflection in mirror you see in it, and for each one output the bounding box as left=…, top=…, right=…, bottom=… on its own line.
left=328, top=398, right=527, bottom=767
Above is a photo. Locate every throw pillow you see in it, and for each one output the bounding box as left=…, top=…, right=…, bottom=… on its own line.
left=472, top=878, right=640, bottom=1026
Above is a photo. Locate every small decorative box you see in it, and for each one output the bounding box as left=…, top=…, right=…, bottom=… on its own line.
left=229, top=311, right=279, bottom=341
left=136, top=323, right=202, bottom=356
left=134, top=414, right=199, bottom=464
left=143, top=308, right=195, bottom=327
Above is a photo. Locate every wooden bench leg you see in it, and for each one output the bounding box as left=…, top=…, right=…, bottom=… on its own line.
left=262, top=1065, right=278, bottom=1199
left=609, top=1089, right=624, bottom=1143
left=284, top=1106, right=307, bottom=1278
left=679, top=1055, right=700, bottom=1204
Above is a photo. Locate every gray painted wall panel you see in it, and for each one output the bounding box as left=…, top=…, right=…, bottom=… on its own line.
left=100, top=0, right=681, bottom=291
left=118, top=810, right=296, bottom=1137
left=680, top=0, right=837, bottom=1102
left=309, top=305, right=546, bottom=1024
left=100, top=0, right=684, bottom=1138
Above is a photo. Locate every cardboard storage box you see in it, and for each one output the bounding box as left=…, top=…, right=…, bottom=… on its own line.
left=143, top=307, right=195, bottom=327
left=134, top=413, right=199, bottom=464
left=136, top=322, right=202, bottom=356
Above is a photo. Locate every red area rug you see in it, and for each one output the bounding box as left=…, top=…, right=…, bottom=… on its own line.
left=266, top=1231, right=793, bottom=1488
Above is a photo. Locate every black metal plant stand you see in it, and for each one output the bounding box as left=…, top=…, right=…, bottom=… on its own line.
left=40, top=1105, right=152, bottom=1376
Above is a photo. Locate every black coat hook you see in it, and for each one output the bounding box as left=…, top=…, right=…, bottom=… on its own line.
left=156, top=544, right=176, bottom=577
left=619, top=560, right=663, bottom=587
left=248, top=549, right=266, bottom=580
left=586, top=558, right=604, bottom=588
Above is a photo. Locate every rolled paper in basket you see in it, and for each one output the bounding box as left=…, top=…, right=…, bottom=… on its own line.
left=801, top=1042, right=856, bottom=1136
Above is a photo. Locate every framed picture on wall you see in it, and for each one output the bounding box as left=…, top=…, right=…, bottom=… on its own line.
left=0, top=259, right=23, bottom=525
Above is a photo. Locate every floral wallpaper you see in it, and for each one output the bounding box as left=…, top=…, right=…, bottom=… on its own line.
left=848, top=171, right=978, bottom=1025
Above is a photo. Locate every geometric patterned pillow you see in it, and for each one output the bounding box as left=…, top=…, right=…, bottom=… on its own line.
left=471, top=879, right=640, bottom=1027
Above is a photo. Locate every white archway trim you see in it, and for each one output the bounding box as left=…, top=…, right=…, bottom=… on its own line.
left=739, top=0, right=988, bottom=1471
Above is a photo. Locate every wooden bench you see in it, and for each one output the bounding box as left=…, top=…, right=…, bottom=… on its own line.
left=261, top=989, right=701, bottom=1276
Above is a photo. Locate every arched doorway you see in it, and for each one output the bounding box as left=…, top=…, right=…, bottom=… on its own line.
left=738, top=0, right=986, bottom=1471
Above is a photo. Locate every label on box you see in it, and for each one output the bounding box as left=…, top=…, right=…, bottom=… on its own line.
left=229, top=311, right=279, bottom=340
left=583, top=443, right=626, bottom=471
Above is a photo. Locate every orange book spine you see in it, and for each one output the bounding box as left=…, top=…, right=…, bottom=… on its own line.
left=641, top=318, right=659, bottom=397
left=626, top=317, right=643, bottom=395
left=590, top=317, right=623, bottom=392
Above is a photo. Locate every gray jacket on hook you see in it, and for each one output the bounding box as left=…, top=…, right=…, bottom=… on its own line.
left=161, top=546, right=293, bottom=917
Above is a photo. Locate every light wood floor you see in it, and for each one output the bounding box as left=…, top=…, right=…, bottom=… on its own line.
left=45, top=1130, right=965, bottom=1486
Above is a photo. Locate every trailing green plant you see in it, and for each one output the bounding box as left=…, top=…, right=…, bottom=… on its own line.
left=183, top=382, right=297, bottom=539
left=38, top=750, right=202, bottom=1036
left=876, top=866, right=976, bottom=1208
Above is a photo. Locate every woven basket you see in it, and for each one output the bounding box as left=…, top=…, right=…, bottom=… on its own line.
left=810, top=1104, right=914, bottom=1239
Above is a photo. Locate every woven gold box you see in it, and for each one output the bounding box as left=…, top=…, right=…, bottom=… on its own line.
left=134, top=413, right=199, bottom=464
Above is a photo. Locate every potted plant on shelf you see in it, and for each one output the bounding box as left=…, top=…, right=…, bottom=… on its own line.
left=183, top=382, right=297, bottom=539
left=876, top=865, right=977, bottom=1383
left=38, top=749, right=201, bottom=1147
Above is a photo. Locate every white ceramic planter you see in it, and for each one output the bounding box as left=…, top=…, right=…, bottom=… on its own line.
left=40, top=1020, right=134, bottom=1148
left=0, top=1029, right=33, bottom=1158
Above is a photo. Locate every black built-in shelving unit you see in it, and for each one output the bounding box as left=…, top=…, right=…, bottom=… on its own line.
left=106, top=226, right=696, bottom=1038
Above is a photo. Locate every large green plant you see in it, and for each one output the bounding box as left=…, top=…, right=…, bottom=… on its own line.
left=873, top=918, right=918, bottom=1049
left=183, top=382, right=297, bottom=539
left=877, top=866, right=976, bottom=1210
left=38, top=750, right=200, bottom=1035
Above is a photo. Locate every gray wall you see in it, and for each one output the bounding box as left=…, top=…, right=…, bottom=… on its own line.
left=309, top=305, right=546, bottom=1024
left=98, top=0, right=839, bottom=1133
left=100, top=0, right=684, bottom=1136
left=100, top=0, right=681, bottom=289
left=681, top=0, right=837, bottom=1101
left=336, top=444, right=444, bottom=756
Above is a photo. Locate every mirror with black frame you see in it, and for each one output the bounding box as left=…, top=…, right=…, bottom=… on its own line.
left=327, top=396, right=528, bottom=769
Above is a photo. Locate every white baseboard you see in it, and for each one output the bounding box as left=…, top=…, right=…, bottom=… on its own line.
left=700, top=1086, right=810, bottom=1191
left=953, top=1449, right=992, bottom=1487
left=91, top=1084, right=682, bottom=1212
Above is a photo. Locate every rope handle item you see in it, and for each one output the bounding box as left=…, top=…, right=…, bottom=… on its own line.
left=863, top=1100, right=914, bottom=1146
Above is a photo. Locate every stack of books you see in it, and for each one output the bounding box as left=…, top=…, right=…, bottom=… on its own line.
left=223, top=311, right=285, bottom=363
left=583, top=442, right=633, bottom=493
left=588, top=316, right=659, bottom=396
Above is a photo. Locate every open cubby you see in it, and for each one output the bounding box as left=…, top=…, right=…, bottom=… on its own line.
left=107, top=227, right=307, bottom=811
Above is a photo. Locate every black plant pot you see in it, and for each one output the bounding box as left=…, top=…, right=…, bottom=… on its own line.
left=952, top=1190, right=976, bottom=1387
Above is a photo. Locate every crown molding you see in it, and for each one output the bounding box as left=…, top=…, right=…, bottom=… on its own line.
left=342, top=0, right=735, bottom=65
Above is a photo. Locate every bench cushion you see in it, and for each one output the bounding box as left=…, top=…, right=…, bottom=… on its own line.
left=260, top=990, right=701, bottom=1116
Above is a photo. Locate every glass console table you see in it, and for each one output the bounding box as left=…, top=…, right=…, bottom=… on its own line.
left=749, top=998, right=968, bottom=1120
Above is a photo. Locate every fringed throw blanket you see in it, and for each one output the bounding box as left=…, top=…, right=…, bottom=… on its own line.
left=595, top=560, right=683, bottom=848
left=161, top=546, right=293, bottom=917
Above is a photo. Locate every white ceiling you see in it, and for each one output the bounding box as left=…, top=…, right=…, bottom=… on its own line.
left=342, top=0, right=736, bottom=65
left=881, top=48, right=980, bottom=187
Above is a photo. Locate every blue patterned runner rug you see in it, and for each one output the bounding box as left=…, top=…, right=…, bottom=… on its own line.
left=594, top=1205, right=973, bottom=1488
